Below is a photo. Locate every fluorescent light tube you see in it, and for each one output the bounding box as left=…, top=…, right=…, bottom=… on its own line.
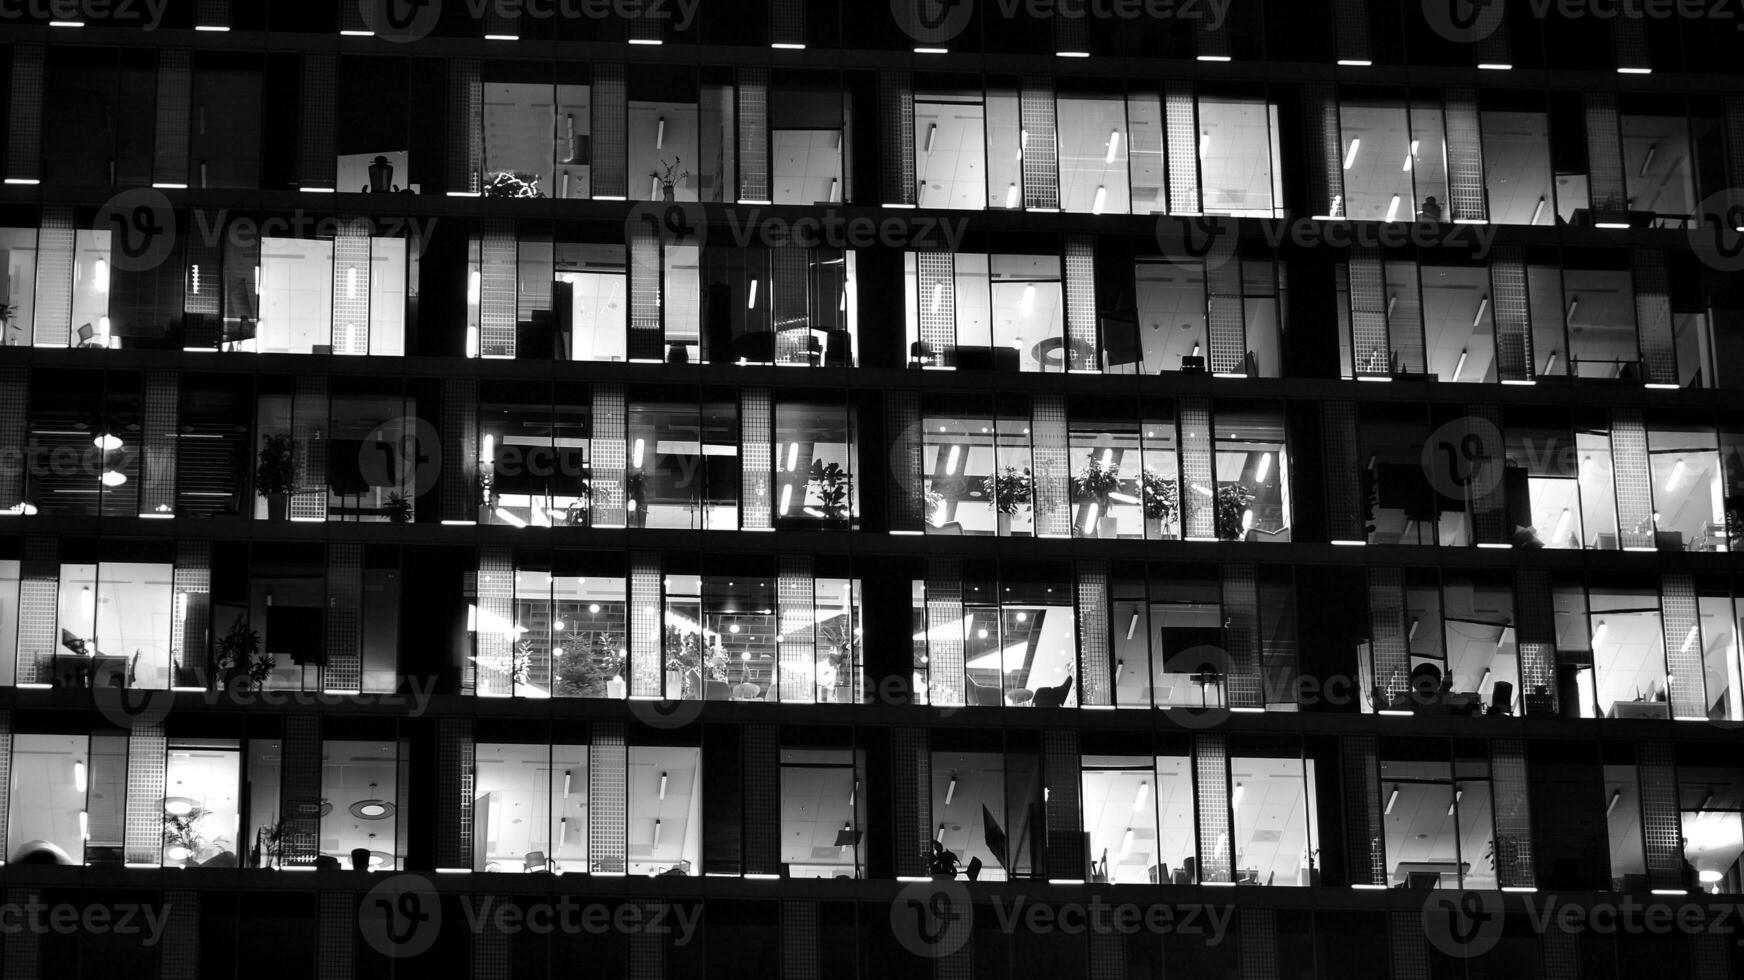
left=1474, top=297, right=1489, bottom=328
left=1453, top=350, right=1468, bottom=380
left=1343, top=139, right=1361, bottom=170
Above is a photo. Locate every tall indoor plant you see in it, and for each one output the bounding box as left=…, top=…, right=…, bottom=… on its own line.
left=1070, top=454, right=1123, bottom=538
left=982, top=466, right=1033, bottom=536
left=1141, top=469, right=1180, bottom=539
left=808, top=460, right=853, bottom=527
left=1215, top=483, right=1256, bottom=541
left=256, top=434, right=296, bottom=521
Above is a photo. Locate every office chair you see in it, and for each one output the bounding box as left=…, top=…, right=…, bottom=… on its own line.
left=524, top=850, right=552, bottom=873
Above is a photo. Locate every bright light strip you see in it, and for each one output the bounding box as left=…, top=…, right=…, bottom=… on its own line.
left=485, top=34, right=519, bottom=40
left=1255, top=453, right=1273, bottom=483
left=1057, top=50, right=1090, bottom=58
left=1020, top=284, right=1036, bottom=316
left=1006, top=184, right=1020, bottom=209
left=778, top=483, right=793, bottom=516
left=80, top=811, right=89, bottom=840
left=1531, top=197, right=1547, bottom=226
left=50, top=20, right=84, bottom=27
left=926, top=124, right=937, bottom=155
left=1231, top=783, right=1244, bottom=809
left=1502, top=886, right=1538, bottom=893
left=1092, top=186, right=1107, bottom=214
left=1119, top=828, right=1135, bottom=860
left=747, top=279, right=759, bottom=309
left=1474, top=297, right=1489, bottom=328
left=1343, top=138, right=1361, bottom=170
left=1592, top=621, right=1609, bottom=647
left=785, top=442, right=800, bottom=472
left=1385, top=195, right=1401, bottom=222
left=1608, top=790, right=1622, bottom=814
left=914, top=47, right=948, bottom=54
left=1337, top=59, right=1372, bottom=66
left=945, top=445, right=961, bottom=476
left=1105, top=131, right=1121, bottom=163
left=152, top=183, right=188, bottom=190
left=1478, top=63, right=1513, bottom=70
left=1645, top=382, right=1680, bottom=390
left=1453, top=350, right=1468, bottom=380
left=945, top=777, right=956, bottom=806
left=1552, top=509, right=1573, bottom=545
left=301, top=187, right=335, bottom=194
left=4, top=178, right=40, bottom=185
left=493, top=507, right=526, bottom=528
left=1668, top=459, right=1687, bottom=491
left=340, top=29, right=375, bottom=36
left=1196, top=55, right=1231, bottom=62
left=1682, top=624, right=1701, bottom=654
left=195, top=24, right=230, bottom=31
left=632, top=438, right=646, bottom=468
left=1595, top=222, right=1631, bottom=229
left=771, top=42, right=806, bottom=49
left=74, top=761, right=86, bottom=793
left=1385, top=788, right=1398, bottom=814
left=1618, top=67, right=1653, bottom=74
left=629, top=38, right=664, bottom=45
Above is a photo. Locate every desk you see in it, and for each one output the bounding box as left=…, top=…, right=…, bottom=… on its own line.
left=1393, top=861, right=1469, bottom=887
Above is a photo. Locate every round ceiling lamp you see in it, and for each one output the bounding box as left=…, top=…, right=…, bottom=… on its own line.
left=350, top=799, right=396, bottom=820
left=163, top=797, right=196, bottom=817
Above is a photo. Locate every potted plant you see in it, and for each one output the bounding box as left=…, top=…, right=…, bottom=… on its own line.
left=924, top=488, right=947, bottom=528
left=214, top=615, right=260, bottom=692
left=663, top=624, right=703, bottom=699
left=163, top=805, right=217, bottom=865
left=383, top=491, right=412, bottom=524
left=256, top=434, right=296, bottom=521
left=808, top=460, right=853, bottom=527
left=1215, top=483, right=1256, bottom=541
left=1070, top=454, right=1123, bottom=538
left=563, top=479, right=594, bottom=527
left=982, top=466, right=1033, bottom=537
left=553, top=630, right=626, bottom=699
left=653, top=157, right=690, bottom=201
left=1141, top=469, right=1180, bottom=539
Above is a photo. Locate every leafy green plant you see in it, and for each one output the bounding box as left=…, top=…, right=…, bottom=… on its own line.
left=215, top=615, right=260, bottom=688
left=653, top=156, right=691, bottom=191
left=808, top=460, right=852, bottom=521
left=163, top=805, right=216, bottom=859
left=982, top=466, right=1033, bottom=516
left=483, top=171, right=546, bottom=198
left=664, top=624, right=704, bottom=698
left=1141, top=469, right=1179, bottom=524
left=383, top=492, right=412, bottom=524
left=1070, top=454, right=1122, bottom=504
left=255, top=434, right=296, bottom=496
left=1215, top=483, right=1256, bottom=541
left=553, top=630, right=625, bottom=698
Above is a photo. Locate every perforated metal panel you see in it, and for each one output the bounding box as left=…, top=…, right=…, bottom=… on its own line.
left=0, top=714, right=11, bottom=861
left=483, top=0, right=518, bottom=38
left=1468, top=404, right=1506, bottom=545
left=195, top=0, right=228, bottom=29
left=153, top=50, right=191, bottom=187
left=1019, top=77, right=1059, bottom=210
left=771, top=0, right=805, bottom=47
left=893, top=728, right=931, bottom=876
left=172, top=541, right=211, bottom=690
left=1661, top=574, right=1704, bottom=719
left=17, top=538, right=56, bottom=685
left=324, top=542, right=364, bottom=694
left=1322, top=402, right=1364, bottom=541
left=1367, top=567, right=1409, bottom=699
left=299, top=53, right=336, bottom=190
left=331, top=221, right=371, bottom=355
left=0, top=367, right=23, bottom=508
left=782, top=901, right=819, bottom=980
left=1239, top=908, right=1278, bottom=980
left=1194, top=734, right=1231, bottom=882
left=449, top=60, right=483, bottom=194
left=924, top=558, right=965, bottom=707
left=738, top=68, right=770, bottom=202
left=1054, top=9, right=1087, bottom=55
left=291, top=376, right=329, bottom=521
left=1064, top=234, right=1098, bottom=371
left=2, top=888, right=39, bottom=979
left=630, top=900, right=668, bottom=980
left=125, top=724, right=168, bottom=864
left=1445, top=89, right=1486, bottom=223
left=1207, top=251, right=1245, bottom=374
left=140, top=372, right=178, bottom=517
left=473, top=896, right=509, bottom=979
left=1088, top=931, right=1123, bottom=980
left=887, top=390, right=924, bottom=531
left=161, top=889, right=198, bottom=979
left=1638, top=741, right=1682, bottom=890
left=33, top=206, right=74, bottom=346
left=1611, top=13, right=1649, bottom=71
left=1611, top=408, right=1654, bottom=550
left=281, top=715, right=321, bottom=867
left=1163, top=82, right=1200, bottom=215
left=1032, top=393, right=1070, bottom=538
left=1490, top=739, right=1535, bottom=888
left=1514, top=571, right=1556, bottom=715
left=1223, top=564, right=1262, bottom=708
left=1331, top=0, right=1370, bottom=64
left=1076, top=561, right=1110, bottom=706
left=6, top=46, right=42, bottom=180
left=741, top=388, right=772, bottom=531
left=1044, top=729, right=1084, bottom=880
left=916, top=252, right=956, bottom=367
left=630, top=552, right=662, bottom=698
left=1585, top=93, right=1627, bottom=223
left=1302, top=85, right=1344, bottom=218
left=779, top=555, right=816, bottom=703
left=1726, top=97, right=1744, bottom=188
left=1196, top=8, right=1230, bottom=59
left=318, top=892, right=354, bottom=980
left=628, top=222, right=662, bottom=360
left=590, top=720, right=628, bottom=871
left=1390, top=908, right=1427, bottom=980
left=441, top=379, right=479, bottom=523
left=879, top=73, right=916, bottom=206
left=1634, top=249, right=1675, bottom=385
left=745, top=724, right=780, bottom=874
left=479, top=220, right=516, bottom=358
left=1540, top=928, right=1579, bottom=980
left=1348, top=247, right=1389, bottom=375
left=1346, top=735, right=1385, bottom=886
left=1490, top=245, right=1531, bottom=381
left=593, top=63, right=628, bottom=199
left=592, top=383, right=627, bottom=528
left=1180, top=399, right=1214, bottom=539
left=436, top=718, right=474, bottom=868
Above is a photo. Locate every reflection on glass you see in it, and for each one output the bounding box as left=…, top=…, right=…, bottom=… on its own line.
left=321, top=740, right=399, bottom=872
left=6, top=733, right=87, bottom=866
left=162, top=741, right=241, bottom=868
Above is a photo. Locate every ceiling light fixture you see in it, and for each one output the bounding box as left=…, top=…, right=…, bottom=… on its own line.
left=1343, top=138, right=1361, bottom=170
